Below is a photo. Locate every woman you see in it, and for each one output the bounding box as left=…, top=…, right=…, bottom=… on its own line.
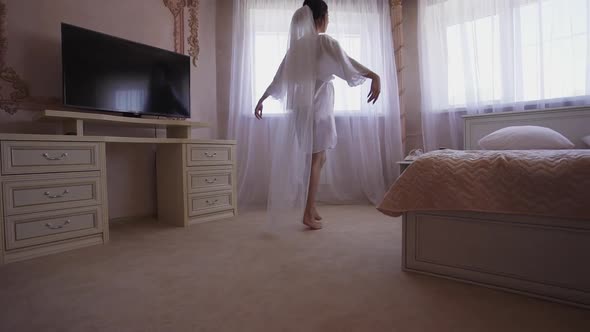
left=255, top=0, right=381, bottom=230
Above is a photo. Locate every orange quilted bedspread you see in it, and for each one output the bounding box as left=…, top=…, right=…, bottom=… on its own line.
left=377, top=150, right=590, bottom=219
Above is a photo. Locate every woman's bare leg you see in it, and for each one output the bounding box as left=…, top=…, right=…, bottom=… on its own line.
left=303, top=151, right=326, bottom=229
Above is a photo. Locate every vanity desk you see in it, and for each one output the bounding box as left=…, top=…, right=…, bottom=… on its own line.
left=0, top=110, right=237, bottom=264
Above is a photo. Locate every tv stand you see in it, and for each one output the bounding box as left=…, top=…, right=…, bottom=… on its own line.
left=35, top=110, right=208, bottom=139
left=121, top=112, right=142, bottom=118
left=0, top=110, right=237, bottom=264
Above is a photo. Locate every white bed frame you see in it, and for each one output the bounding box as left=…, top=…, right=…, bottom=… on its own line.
left=463, top=106, right=590, bottom=149
left=403, top=106, right=590, bottom=309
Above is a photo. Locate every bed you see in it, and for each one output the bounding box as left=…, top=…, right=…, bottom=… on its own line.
left=378, top=106, right=590, bottom=309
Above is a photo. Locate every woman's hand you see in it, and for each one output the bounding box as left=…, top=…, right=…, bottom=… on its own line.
left=255, top=93, right=270, bottom=120
left=254, top=100, right=264, bottom=120
left=367, top=73, right=381, bottom=104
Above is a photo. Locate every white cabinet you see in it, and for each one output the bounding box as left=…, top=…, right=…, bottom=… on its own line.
left=0, top=140, right=108, bottom=264
left=156, top=143, right=237, bottom=227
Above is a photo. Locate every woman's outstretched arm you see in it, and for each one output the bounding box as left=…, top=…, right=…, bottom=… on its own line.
left=320, top=35, right=381, bottom=104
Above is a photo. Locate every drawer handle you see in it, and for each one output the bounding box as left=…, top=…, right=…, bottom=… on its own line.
left=42, top=152, right=69, bottom=161
left=45, top=219, right=71, bottom=230
left=204, top=152, right=217, bottom=158
left=205, top=199, right=219, bottom=206
left=44, top=189, right=70, bottom=199
left=205, top=178, right=217, bottom=184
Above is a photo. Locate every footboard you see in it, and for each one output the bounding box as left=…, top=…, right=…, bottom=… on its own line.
left=402, top=211, right=590, bottom=309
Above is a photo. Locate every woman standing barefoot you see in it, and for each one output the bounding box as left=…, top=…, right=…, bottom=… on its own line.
left=255, top=0, right=381, bottom=230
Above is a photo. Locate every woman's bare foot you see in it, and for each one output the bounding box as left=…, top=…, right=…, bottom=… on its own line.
left=312, top=207, right=322, bottom=221
left=303, top=212, right=322, bottom=230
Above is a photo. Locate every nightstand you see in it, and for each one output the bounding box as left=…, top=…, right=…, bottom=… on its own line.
left=397, top=160, right=414, bottom=174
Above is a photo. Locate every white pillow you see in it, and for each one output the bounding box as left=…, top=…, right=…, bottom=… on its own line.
left=583, top=135, right=590, bottom=147
left=478, top=126, right=575, bottom=150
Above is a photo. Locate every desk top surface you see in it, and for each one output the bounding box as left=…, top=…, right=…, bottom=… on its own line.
left=39, top=110, right=209, bottom=128
left=0, top=133, right=236, bottom=145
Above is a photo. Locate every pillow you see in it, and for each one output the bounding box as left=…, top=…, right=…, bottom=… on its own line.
left=478, top=126, right=575, bottom=150
left=583, top=135, right=590, bottom=147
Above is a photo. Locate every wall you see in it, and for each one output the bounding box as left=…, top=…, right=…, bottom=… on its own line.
left=1, top=0, right=217, bottom=219
left=215, top=0, right=233, bottom=139
left=191, top=0, right=218, bottom=140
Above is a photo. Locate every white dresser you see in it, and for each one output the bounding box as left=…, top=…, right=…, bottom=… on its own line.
left=0, top=134, right=237, bottom=265
left=0, top=139, right=109, bottom=264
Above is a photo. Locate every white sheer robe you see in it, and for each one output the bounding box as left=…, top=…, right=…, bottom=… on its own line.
left=265, top=34, right=371, bottom=153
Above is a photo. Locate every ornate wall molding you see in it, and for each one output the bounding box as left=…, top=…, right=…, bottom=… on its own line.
left=164, top=0, right=200, bottom=67
left=0, top=0, right=30, bottom=115
left=186, top=0, right=200, bottom=67
left=390, top=0, right=406, bottom=151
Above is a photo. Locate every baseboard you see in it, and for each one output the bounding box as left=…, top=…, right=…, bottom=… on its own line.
left=403, top=268, right=590, bottom=310
left=189, top=210, right=235, bottom=225
left=2, top=234, right=104, bottom=265
left=109, top=215, right=157, bottom=224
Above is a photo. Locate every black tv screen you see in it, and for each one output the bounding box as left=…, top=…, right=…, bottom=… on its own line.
left=62, top=23, right=191, bottom=118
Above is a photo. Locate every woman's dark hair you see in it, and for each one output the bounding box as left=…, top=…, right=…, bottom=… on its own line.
left=303, top=0, right=328, bottom=22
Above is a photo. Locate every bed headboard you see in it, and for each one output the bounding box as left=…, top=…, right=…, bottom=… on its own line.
left=463, top=106, right=590, bottom=149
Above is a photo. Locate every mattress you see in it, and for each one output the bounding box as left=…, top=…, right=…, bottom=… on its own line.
left=378, top=149, right=590, bottom=219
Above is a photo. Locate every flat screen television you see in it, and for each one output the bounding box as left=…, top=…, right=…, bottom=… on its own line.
left=61, top=23, right=191, bottom=118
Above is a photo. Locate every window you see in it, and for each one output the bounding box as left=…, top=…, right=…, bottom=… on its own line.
left=431, top=0, right=589, bottom=108
left=446, top=15, right=502, bottom=106
left=252, top=8, right=365, bottom=114
left=518, top=0, right=588, bottom=101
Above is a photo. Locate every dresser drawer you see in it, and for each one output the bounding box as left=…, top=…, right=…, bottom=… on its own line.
left=3, top=173, right=102, bottom=215
left=186, top=144, right=233, bottom=166
left=5, top=206, right=103, bottom=250
left=187, top=167, right=233, bottom=194
left=188, top=191, right=234, bottom=217
left=1, top=141, right=101, bottom=175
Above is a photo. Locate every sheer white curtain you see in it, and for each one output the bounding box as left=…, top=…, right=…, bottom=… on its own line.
left=227, top=0, right=403, bottom=209
left=419, top=0, right=590, bottom=151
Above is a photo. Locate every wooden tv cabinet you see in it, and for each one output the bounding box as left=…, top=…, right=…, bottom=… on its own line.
left=0, top=111, right=237, bottom=265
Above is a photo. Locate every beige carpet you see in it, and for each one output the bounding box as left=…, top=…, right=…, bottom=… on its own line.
left=0, top=205, right=588, bottom=332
